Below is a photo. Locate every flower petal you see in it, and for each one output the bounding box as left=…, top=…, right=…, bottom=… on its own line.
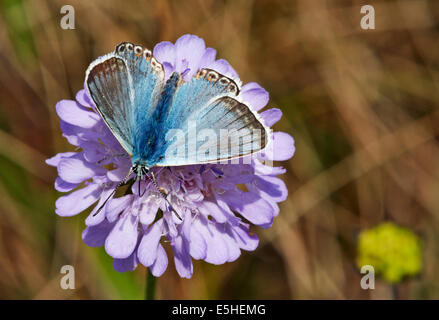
left=218, top=188, right=274, bottom=227
left=56, top=100, right=100, bottom=128
left=105, top=212, right=139, bottom=259
left=150, top=244, right=168, bottom=277
left=172, top=216, right=193, bottom=278
left=81, top=141, right=105, bottom=163
left=189, top=225, right=207, bottom=260
left=105, top=195, right=133, bottom=222
left=138, top=220, right=163, bottom=267
left=55, top=177, right=78, bottom=192
left=241, top=82, right=262, bottom=91
left=254, top=160, right=286, bottom=176
left=207, top=59, right=232, bottom=75
left=240, top=85, right=269, bottom=111
left=55, top=183, right=101, bottom=217
left=153, top=41, right=176, bottom=66
left=193, top=217, right=229, bottom=265
left=75, top=89, right=93, bottom=108
left=173, top=235, right=193, bottom=279
left=85, top=188, right=116, bottom=226
left=197, top=200, right=228, bottom=223
left=137, top=196, right=160, bottom=226
left=260, top=132, right=295, bottom=161
left=199, top=48, right=217, bottom=68
left=174, top=34, right=206, bottom=79
left=113, top=251, right=138, bottom=272
left=46, top=152, right=76, bottom=167
left=249, top=175, right=288, bottom=203
left=221, top=225, right=241, bottom=262
left=260, top=108, right=282, bottom=127
left=107, top=164, right=131, bottom=182
left=209, top=59, right=239, bottom=80
left=82, top=219, right=115, bottom=247
left=232, top=223, right=259, bottom=251
left=58, top=158, right=106, bottom=184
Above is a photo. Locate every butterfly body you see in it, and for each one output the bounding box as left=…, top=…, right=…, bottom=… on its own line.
left=131, top=72, right=181, bottom=169
left=86, top=42, right=270, bottom=176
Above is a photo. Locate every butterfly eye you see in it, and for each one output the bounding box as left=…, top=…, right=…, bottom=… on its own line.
left=143, top=49, right=152, bottom=59
left=134, top=46, right=143, bottom=55
left=126, top=43, right=134, bottom=51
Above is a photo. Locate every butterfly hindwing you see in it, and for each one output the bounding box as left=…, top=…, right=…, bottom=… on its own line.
left=164, top=69, right=239, bottom=130
left=194, top=96, right=267, bottom=161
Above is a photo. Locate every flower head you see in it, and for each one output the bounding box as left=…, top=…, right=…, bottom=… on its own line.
left=47, top=34, right=295, bottom=278
left=357, top=222, right=423, bottom=283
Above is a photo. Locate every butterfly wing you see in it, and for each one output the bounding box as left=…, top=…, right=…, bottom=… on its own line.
left=156, top=69, right=270, bottom=166
left=86, top=43, right=165, bottom=157
left=113, top=43, right=165, bottom=124
left=86, top=53, right=136, bottom=154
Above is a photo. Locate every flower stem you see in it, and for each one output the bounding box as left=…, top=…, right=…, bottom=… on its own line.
left=145, top=269, right=157, bottom=300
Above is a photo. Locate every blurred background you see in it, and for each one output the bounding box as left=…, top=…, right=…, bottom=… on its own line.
left=0, top=0, right=438, bottom=299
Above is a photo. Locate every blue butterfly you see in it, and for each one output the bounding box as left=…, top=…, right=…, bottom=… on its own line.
left=85, top=42, right=269, bottom=216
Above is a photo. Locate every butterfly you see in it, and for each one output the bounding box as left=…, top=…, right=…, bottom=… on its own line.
left=85, top=42, right=270, bottom=217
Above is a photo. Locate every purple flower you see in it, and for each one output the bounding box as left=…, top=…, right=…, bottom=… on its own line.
left=47, top=34, right=295, bottom=278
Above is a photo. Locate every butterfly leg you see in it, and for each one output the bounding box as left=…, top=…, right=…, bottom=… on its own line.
left=138, top=166, right=149, bottom=197
left=92, top=167, right=134, bottom=217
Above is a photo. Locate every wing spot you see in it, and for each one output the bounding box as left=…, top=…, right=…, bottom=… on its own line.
left=150, top=57, right=163, bottom=72
left=134, top=45, right=143, bottom=56
left=219, top=77, right=229, bottom=85
left=143, top=49, right=152, bottom=59
left=126, top=43, right=134, bottom=51
left=228, top=83, right=237, bottom=94
left=208, top=71, right=219, bottom=81
left=198, top=68, right=240, bottom=95
left=116, top=43, right=126, bottom=54
left=199, top=69, right=208, bottom=78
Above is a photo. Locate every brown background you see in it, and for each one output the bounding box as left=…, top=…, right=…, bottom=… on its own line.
left=0, top=0, right=438, bottom=299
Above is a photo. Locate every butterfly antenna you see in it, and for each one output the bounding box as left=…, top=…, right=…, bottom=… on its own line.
left=148, top=171, right=182, bottom=221
left=92, top=168, right=133, bottom=217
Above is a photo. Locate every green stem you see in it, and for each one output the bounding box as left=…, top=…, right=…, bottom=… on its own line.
left=145, top=269, right=157, bottom=300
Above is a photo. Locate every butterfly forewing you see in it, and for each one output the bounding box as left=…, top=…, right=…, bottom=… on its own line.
left=114, top=43, right=164, bottom=123
left=86, top=54, right=135, bottom=154
left=86, top=43, right=165, bottom=158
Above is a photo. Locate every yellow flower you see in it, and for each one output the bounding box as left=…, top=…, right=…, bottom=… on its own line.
left=356, top=222, right=422, bottom=283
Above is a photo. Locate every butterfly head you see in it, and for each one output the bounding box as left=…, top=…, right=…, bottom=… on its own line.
left=132, top=162, right=150, bottom=178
